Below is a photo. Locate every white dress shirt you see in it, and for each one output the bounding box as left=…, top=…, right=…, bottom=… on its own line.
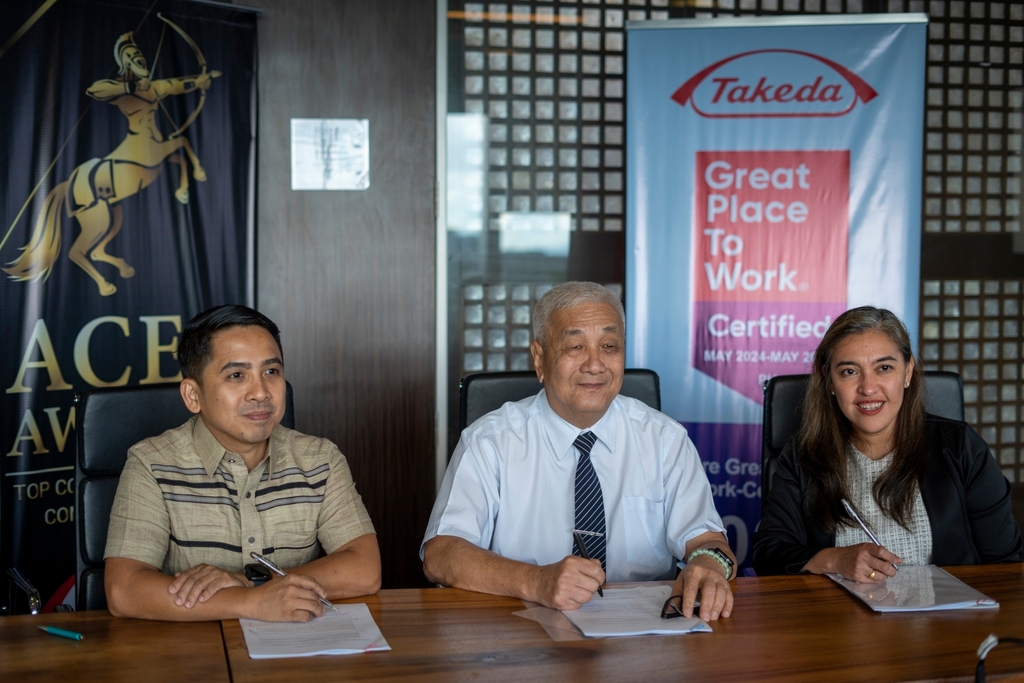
left=422, top=389, right=725, bottom=582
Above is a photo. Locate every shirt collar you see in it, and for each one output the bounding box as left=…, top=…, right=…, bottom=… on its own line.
left=538, top=388, right=618, bottom=461
left=191, top=415, right=279, bottom=477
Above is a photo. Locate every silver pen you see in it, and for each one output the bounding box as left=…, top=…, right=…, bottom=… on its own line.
left=841, top=500, right=900, bottom=572
left=249, top=551, right=336, bottom=610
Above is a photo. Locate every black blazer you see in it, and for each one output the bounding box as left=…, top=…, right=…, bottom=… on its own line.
left=752, top=414, right=1023, bottom=575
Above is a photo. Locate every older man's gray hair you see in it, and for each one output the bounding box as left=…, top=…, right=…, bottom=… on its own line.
left=533, top=282, right=626, bottom=345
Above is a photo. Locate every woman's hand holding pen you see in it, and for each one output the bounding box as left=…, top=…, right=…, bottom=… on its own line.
left=804, top=543, right=903, bottom=583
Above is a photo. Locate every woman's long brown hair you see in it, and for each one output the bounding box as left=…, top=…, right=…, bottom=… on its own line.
left=798, top=306, right=926, bottom=533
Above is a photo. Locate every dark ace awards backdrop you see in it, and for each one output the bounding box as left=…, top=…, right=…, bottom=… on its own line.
left=0, top=0, right=256, bottom=610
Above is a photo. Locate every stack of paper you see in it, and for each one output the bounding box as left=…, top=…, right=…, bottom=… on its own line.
left=561, top=585, right=711, bottom=637
left=240, top=603, right=391, bottom=658
left=827, top=565, right=999, bottom=612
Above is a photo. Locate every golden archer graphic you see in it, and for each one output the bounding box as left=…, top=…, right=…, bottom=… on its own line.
left=2, top=15, right=220, bottom=296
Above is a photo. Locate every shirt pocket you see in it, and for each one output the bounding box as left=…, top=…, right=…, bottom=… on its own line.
left=621, top=496, right=671, bottom=567
left=267, top=528, right=319, bottom=569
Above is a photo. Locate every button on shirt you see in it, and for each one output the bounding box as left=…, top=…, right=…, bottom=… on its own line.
left=106, top=416, right=375, bottom=575
left=422, top=390, right=725, bottom=582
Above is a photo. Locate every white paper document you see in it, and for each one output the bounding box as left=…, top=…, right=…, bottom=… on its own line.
left=290, top=118, right=369, bottom=191
left=514, top=604, right=589, bottom=641
left=827, top=565, right=999, bottom=613
left=561, top=586, right=712, bottom=637
left=240, top=603, right=391, bottom=658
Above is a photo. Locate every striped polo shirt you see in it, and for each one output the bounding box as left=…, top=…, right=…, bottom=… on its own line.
left=105, top=415, right=375, bottom=575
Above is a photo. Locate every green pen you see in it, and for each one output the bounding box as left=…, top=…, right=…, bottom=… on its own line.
left=38, top=625, right=84, bottom=641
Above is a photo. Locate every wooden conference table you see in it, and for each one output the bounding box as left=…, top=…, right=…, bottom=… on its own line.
left=5, top=564, right=1024, bottom=683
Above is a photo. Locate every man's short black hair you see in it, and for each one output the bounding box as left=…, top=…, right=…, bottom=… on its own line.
left=177, top=305, right=283, bottom=381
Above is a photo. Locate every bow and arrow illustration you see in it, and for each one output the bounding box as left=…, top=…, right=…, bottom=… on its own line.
left=2, top=12, right=220, bottom=296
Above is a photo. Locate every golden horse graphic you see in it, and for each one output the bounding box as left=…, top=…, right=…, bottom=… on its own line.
left=2, top=15, right=220, bottom=296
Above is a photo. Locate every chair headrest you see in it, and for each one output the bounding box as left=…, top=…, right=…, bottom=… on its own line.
left=77, top=386, right=193, bottom=475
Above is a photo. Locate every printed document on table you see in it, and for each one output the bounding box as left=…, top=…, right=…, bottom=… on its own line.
left=562, top=586, right=712, bottom=637
left=827, top=565, right=999, bottom=613
left=240, top=603, right=391, bottom=658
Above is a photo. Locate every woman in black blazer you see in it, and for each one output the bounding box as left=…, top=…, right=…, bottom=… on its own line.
left=752, top=306, right=1022, bottom=579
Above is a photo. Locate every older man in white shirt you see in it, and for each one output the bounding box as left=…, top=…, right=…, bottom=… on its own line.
left=421, top=282, right=735, bottom=621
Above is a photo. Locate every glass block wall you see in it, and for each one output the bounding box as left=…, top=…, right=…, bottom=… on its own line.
left=444, top=0, right=1024, bottom=470
left=459, top=282, right=623, bottom=374
left=921, top=1, right=1022, bottom=236
left=456, top=0, right=669, bottom=234
left=445, top=0, right=665, bottom=448
left=921, top=279, right=1023, bottom=481
left=461, top=283, right=549, bottom=374
left=911, top=0, right=1024, bottom=483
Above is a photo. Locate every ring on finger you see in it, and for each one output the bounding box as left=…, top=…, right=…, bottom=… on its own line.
left=869, top=570, right=876, bottom=580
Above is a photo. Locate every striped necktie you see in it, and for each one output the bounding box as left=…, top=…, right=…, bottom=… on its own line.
left=571, top=430, right=606, bottom=570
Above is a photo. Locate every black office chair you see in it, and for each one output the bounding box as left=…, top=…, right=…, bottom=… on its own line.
left=458, top=369, right=661, bottom=431
left=75, top=382, right=295, bottom=611
left=760, top=371, right=965, bottom=512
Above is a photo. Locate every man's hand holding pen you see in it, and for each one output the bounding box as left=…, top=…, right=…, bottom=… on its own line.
left=164, top=556, right=333, bottom=622
left=245, top=573, right=330, bottom=623
left=532, top=556, right=606, bottom=611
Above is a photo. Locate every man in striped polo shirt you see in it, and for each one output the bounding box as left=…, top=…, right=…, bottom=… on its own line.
left=104, top=305, right=380, bottom=621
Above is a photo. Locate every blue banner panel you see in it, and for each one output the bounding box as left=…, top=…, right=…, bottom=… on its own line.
left=626, top=15, right=926, bottom=566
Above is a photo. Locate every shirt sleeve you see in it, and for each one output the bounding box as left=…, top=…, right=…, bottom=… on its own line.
left=420, top=430, right=501, bottom=559
left=959, top=424, right=1023, bottom=563
left=316, top=443, right=376, bottom=554
left=104, top=448, right=172, bottom=569
left=750, top=443, right=828, bottom=575
left=662, top=426, right=726, bottom=560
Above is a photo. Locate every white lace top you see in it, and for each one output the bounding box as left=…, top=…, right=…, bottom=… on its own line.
left=834, top=446, right=933, bottom=566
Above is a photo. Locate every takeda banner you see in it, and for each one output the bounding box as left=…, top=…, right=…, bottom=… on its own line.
left=626, top=15, right=926, bottom=566
left=693, top=149, right=849, bottom=404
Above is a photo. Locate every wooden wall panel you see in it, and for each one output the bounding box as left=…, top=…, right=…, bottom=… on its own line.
left=249, top=0, right=436, bottom=589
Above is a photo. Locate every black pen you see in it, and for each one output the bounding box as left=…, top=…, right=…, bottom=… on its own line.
left=249, top=552, right=336, bottom=610
left=572, top=531, right=604, bottom=597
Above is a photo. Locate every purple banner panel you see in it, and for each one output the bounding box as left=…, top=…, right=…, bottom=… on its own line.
left=691, top=301, right=844, bottom=404
left=683, top=421, right=763, bottom=568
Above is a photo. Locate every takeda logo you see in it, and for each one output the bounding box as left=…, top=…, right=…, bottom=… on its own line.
left=671, top=49, right=877, bottom=118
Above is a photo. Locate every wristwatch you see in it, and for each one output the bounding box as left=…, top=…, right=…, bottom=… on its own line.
left=686, top=547, right=734, bottom=580
left=244, top=563, right=272, bottom=586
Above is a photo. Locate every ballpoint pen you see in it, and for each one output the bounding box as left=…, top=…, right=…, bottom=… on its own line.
left=842, top=500, right=901, bottom=573
left=38, top=625, right=84, bottom=641
left=249, top=552, right=337, bottom=610
left=572, top=531, right=604, bottom=597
